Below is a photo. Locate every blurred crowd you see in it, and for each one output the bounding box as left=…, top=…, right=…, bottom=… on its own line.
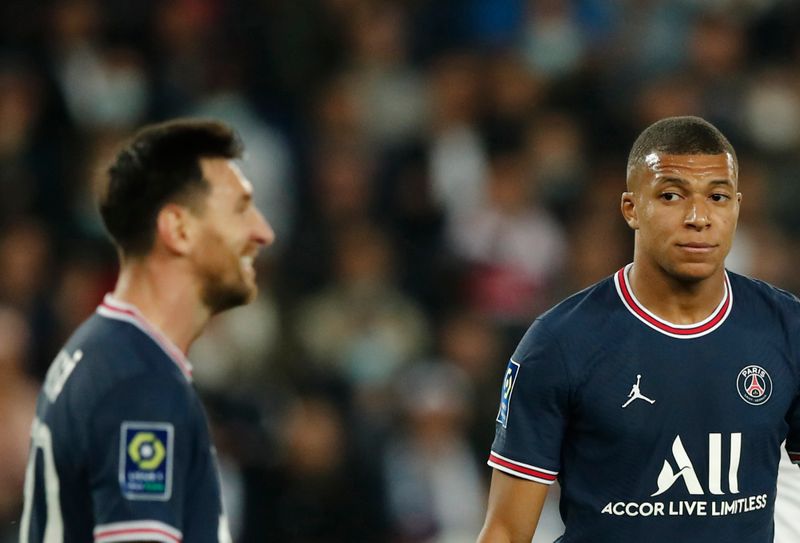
left=3, top=0, right=800, bottom=541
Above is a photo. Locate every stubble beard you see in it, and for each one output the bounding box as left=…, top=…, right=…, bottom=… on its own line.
left=199, top=263, right=256, bottom=315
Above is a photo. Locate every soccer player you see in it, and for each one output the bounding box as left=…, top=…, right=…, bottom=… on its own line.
left=478, top=116, right=800, bottom=542
left=19, top=119, right=274, bottom=543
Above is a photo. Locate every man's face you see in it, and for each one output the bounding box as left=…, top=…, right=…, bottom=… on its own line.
left=621, top=153, right=740, bottom=282
left=190, top=158, right=274, bottom=314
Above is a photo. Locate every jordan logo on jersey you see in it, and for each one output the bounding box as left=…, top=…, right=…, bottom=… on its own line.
left=622, top=374, right=655, bottom=408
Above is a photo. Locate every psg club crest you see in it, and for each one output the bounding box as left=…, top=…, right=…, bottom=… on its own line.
left=736, top=365, right=772, bottom=406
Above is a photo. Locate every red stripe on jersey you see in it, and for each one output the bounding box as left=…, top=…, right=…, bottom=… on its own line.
left=789, top=452, right=800, bottom=463
left=94, top=527, right=181, bottom=543
left=488, top=453, right=557, bottom=481
left=616, top=267, right=731, bottom=336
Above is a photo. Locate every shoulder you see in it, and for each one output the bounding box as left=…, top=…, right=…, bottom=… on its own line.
left=513, top=275, right=616, bottom=363
left=728, top=271, right=800, bottom=309
left=44, top=313, right=190, bottom=414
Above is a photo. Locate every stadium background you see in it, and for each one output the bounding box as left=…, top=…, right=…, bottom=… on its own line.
left=2, top=0, right=800, bottom=541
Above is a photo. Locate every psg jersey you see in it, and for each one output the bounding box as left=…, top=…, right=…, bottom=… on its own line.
left=490, top=265, right=800, bottom=542
left=20, top=295, right=231, bottom=543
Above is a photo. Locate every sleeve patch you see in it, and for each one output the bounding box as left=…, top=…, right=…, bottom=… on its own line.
left=496, top=359, right=521, bottom=428
left=118, top=422, right=174, bottom=501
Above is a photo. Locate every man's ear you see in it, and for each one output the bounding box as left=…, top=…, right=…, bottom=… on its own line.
left=621, top=192, right=639, bottom=230
left=155, top=204, right=194, bottom=256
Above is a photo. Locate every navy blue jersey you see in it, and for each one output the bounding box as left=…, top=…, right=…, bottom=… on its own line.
left=490, top=265, right=800, bottom=542
left=20, top=295, right=232, bottom=543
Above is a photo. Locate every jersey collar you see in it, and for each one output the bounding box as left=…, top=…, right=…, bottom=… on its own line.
left=96, top=294, right=194, bottom=381
left=614, top=263, right=733, bottom=339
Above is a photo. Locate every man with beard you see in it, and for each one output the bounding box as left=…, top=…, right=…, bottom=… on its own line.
left=19, top=119, right=274, bottom=543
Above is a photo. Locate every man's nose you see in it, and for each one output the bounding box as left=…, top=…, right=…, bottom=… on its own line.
left=252, top=210, right=275, bottom=247
left=684, top=196, right=710, bottom=230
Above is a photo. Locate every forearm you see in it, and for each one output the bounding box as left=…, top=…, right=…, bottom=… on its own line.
left=477, top=523, right=533, bottom=543
left=477, top=470, right=547, bottom=543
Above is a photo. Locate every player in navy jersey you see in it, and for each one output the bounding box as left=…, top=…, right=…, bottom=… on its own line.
left=19, top=119, right=274, bottom=543
left=477, top=116, right=800, bottom=542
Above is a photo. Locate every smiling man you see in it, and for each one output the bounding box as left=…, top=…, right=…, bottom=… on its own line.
left=20, top=119, right=274, bottom=543
left=478, top=116, right=800, bottom=542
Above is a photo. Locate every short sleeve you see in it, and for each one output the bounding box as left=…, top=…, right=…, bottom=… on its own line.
left=88, top=373, right=192, bottom=543
left=785, top=395, right=800, bottom=465
left=488, top=319, right=570, bottom=485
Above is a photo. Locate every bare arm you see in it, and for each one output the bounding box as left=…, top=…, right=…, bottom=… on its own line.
left=477, top=470, right=550, bottom=543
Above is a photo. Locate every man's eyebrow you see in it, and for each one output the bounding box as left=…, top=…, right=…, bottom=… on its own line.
left=654, top=177, right=734, bottom=188
left=654, top=177, right=689, bottom=187
left=708, top=179, right=735, bottom=188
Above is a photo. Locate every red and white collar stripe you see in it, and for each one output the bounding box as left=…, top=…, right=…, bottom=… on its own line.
left=614, top=263, right=732, bottom=339
left=97, top=294, right=193, bottom=381
left=94, top=520, right=182, bottom=543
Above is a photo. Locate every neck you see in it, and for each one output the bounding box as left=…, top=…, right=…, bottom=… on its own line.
left=627, top=259, right=726, bottom=325
left=112, top=257, right=210, bottom=354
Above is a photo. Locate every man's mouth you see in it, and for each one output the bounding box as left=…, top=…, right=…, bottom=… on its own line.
left=677, top=243, right=717, bottom=253
left=241, top=255, right=256, bottom=274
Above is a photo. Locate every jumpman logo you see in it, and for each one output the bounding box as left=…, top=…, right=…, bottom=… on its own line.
left=622, top=374, right=656, bottom=408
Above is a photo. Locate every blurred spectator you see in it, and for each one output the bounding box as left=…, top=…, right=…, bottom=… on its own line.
left=295, top=222, right=429, bottom=420
left=247, top=384, right=387, bottom=542
left=524, top=110, right=588, bottom=221
left=742, top=67, right=800, bottom=154
left=520, top=0, right=587, bottom=78
left=190, top=289, right=282, bottom=391
left=0, top=220, right=61, bottom=379
left=0, top=306, right=38, bottom=536
left=285, top=140, right=376, bottom=293
left=346, top=1, right=427, bottom=149
left=384, top=361, right=486, bottom=543
left=47, top=0, right=150, bottom=130
left=449, top=146, right=566, bottom=326
left=426, top=52, right=489, bottom=225
left=559, top=164, right=630, bottom=294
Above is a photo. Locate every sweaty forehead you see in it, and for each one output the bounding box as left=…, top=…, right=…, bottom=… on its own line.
left=630, top=152, right=737, bottom=188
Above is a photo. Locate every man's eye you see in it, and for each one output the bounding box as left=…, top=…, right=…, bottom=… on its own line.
left=710, top=194, right=730, bottom=202
left=661, top=193, right=680, bottom=202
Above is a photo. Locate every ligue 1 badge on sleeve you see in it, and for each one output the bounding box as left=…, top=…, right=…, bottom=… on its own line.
left=119, top=421, right=174, bottom=500
left=496, top=359, right=521, bottom=428
left=736, top=365, right=772, bottom=406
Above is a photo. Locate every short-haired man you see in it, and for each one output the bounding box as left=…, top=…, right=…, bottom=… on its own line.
left=478, top=116, right=800, bottom=542
left=20, top=119, right=273, bottom=542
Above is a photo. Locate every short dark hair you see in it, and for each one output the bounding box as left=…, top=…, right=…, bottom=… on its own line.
left=100, top=119, right=243, bottom=256
left=627, top=116, right=737, bottom=176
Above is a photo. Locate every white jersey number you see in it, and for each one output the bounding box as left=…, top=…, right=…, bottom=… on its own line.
left=19, top=418, right=64, bottom=543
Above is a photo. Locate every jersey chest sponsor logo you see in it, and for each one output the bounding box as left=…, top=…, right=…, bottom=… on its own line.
left=496, top=360, right=520, bottom=428
left=602, top=433, right=769, bottom=518
left=119, top=422, right=174, bottom=501
left=652, top=434, right=740, bottom=496
left=736, top=365, right=772, bottom=405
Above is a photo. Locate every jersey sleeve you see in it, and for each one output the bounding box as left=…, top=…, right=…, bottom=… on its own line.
left=87, top=373, right=193, bottom=543
left=488, top=318, right=570, bottom=485
left=785, top=394, right=800, bottom=465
